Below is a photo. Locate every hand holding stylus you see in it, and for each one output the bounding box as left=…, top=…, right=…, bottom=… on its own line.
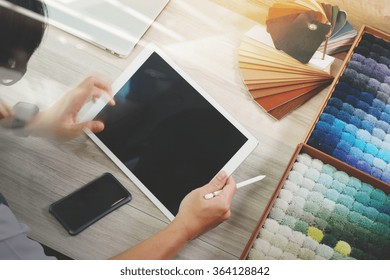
left=204, top=175, right=266, bottom=200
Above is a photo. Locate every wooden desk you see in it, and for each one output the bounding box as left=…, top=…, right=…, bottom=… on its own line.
left=0, top=0, right=340, bottom=259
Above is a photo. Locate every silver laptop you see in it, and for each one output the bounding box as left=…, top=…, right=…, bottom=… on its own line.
left=45, top=0, right=169, bottom=57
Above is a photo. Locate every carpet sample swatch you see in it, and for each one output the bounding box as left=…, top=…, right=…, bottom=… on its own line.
left=308, top=33, right=390, bottom=183
left=247, top=153, right=390, bottom=260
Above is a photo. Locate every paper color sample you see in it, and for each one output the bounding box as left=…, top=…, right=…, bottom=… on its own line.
left=238, top=25, right=334, bottom=120
left=266, top=0, right=357, bottom=59
left=267, top=11, right=331, bottom=63
left=254, top=83, right=329, bottom=111
left=318, top=3, right=357, bottom=54
left=266, top=0, right=331, bottom=63
left=263, top=84, right=328, bottom=120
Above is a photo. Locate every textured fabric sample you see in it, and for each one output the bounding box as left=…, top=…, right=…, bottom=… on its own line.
left=308, top=33, right=390, bottom=183
left=247, top=153, right=390, bottom=260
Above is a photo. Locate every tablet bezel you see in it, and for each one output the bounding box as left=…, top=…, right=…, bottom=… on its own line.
left=81, top=45, right=258, bottom=221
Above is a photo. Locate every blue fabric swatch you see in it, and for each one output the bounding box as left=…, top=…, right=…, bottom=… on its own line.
left=308, top=33, right=390, bottom=183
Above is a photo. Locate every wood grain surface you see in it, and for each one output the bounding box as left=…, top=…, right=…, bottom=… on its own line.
left=0, top=0, right=344, bottom=259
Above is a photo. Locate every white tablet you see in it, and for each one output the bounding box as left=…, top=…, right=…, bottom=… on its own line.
left=79, top=46, right=258, bottom=220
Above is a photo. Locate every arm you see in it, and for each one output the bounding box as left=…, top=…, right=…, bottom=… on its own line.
left=0, top=203, right=55, bottom=260
left=111, top=171, right=236, bottom=260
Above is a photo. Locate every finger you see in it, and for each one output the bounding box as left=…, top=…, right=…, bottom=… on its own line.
left=83, top=120, right=105, bottom=133
left=74, top=77, right=112, bottom=107
left=0, top=103, right=12, bottom=118
left=202, top=170, right=228, bottom=194
left=68, top=121, right=104, bottom=137
left=91, top=88, right=116, bottom=106
left=90, top=76, right=112, bottom=95
left=89, top=77, right=114, bottom=105
left=107, top=98, right=116, bottom=106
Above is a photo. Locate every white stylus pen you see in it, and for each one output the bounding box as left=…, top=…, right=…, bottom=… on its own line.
left=204, top=175, right=266, bottom=200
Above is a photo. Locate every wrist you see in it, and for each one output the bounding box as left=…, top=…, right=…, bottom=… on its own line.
left=169, top=218, right=193, bottom=242
left=170, top=216, right=199, bottom=242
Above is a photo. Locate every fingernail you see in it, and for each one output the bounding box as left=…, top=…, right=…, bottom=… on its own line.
left=217, top=171, right=227, bottom=180
left=91, top=122, right=104, bottom=132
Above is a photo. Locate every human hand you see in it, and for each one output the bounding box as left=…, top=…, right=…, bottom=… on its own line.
left=30, top=76, right=115, bottom=139
left=0, top=102, right=11, bottom=119
left=172, top=171, right=236, bottom=241
left=111, top=172, right=236, bottom=260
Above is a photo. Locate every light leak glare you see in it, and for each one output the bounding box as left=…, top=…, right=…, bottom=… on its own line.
left=57, top=36, right=67, bottom=44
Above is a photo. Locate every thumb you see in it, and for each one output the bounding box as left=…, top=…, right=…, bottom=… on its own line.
left=202, top=171, right=228, bottom=194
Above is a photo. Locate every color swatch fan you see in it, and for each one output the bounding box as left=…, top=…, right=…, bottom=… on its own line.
left=266, top=0, right=331, bottom=64
left=266, top=1, right=357, bottom=60
left=238, top=25, right=334, bottom=120
left=317, top=3, right=357, bottom=54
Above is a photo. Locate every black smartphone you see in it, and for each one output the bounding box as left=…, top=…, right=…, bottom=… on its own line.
left=49, top=173, right=132, bottom=235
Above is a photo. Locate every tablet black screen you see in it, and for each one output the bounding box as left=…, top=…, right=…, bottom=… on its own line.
left=95, top=52, right=248, bottom=216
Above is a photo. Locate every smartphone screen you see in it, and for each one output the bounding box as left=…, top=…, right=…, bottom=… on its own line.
left=49, top=173, right=132, bottom=235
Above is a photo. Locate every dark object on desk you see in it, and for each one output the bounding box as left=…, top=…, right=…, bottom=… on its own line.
left=0, top=193, right=9, bottom=206
left=49, top=173, right=132, bottom=235
left=267, top=10, right=331, bottom=64
left=40, top=242, right=73, bottom=260
left=266, top=0, right=331, bottom=64
left=266, top=1, right=356, bottom=61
